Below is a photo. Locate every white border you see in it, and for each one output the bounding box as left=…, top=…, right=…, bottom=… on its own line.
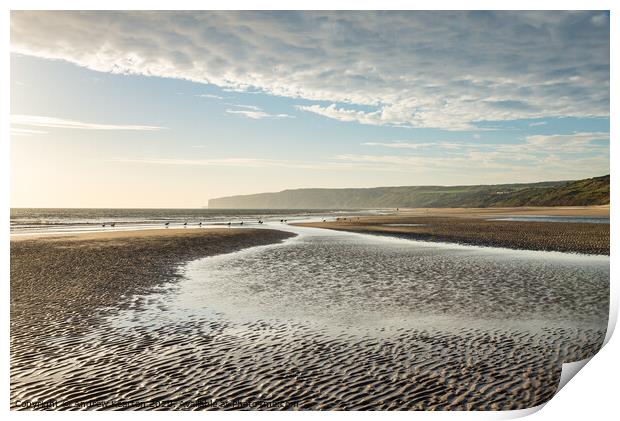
left=2, top=1, right=617, bottom=420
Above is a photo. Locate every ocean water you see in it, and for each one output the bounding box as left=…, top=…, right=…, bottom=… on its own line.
left=9, top=208, right=384, bottom=235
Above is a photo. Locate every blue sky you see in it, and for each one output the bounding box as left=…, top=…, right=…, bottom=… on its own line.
left=10, top=11, right=609, bottom=208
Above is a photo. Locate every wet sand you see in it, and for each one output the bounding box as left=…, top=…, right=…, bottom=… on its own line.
left=383, top=205, right=610, bottom=218
left=297, top=207, right=609, bottom=255
left=10, top=228, right=295, bottom=408
left=10, top=224, right=608, bottom=411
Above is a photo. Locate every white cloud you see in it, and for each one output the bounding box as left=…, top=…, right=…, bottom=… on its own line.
left=10, top=11, right=609, bottom=130
left=364, top=141, right=477, bottom=150
left=528, top=121, right=547, bottom=127
left=111, top=157, right=359, bottom=171
left=110, top=128, right=609, bottom=178
left=196, top=93, right=223, bottom=99
left=296, top=104, right=387, bottom=126
left=10, top=127, right=48, bottom=136
left=11, top=114, right=165, bottom=131
left=225, top=105, right=294, bottom=120
left=525, top=132, right=609, bottom=146
left=349, top=131, right=609, bottom=174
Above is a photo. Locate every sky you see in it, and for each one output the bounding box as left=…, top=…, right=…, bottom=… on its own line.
left=10, top=11, right=610, bottom=208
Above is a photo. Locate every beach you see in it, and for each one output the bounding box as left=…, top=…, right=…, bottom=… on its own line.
left=10, top=228, right=295, bottom=408
left=10, top=218, right=609, bottom=411
left=297, top=206, right=610, bottom=255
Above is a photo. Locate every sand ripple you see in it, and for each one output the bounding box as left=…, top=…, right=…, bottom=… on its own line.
left=11, top=227, right=609, bottom=410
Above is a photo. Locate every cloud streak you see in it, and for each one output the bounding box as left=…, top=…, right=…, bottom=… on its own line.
left=225, top=104, right=294, bottom=119
left=11, top=115, right=165, bottom=131
left=10, top=11, right=609, bottom=130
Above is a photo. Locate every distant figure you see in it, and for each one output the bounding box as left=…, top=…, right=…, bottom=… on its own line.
left=258, top=220, right=263, bottom=224
left=284, top=219, right=288, bottom=223
left=102, top=223, right=106, bottom=227
left=165, top=222, right=169, bottom=228
left=227, top=222, right=231, bottom=227
left=240, top=221, right=244, bottom=226
left=199, top=222, right=202, bottom=227
left=280, top=219, right=284, bottom=223
left=110, top=223, right=116, bottom=227
left=396, top=208, right=399, bottom=211
left=183, top=222, right=187, bottom=228
left=323, top=219, right=326, bottom=222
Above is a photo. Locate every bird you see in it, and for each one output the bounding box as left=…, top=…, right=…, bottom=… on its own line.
left=165, top=222, right=169, bottom=228
left=227, top=222, right=231, bottom=227
left=240, top=221, right=244, bottom=226
left=280, top=219, right=284, bottom=223
left=110, top=223, right=116, bottom=227
left=183, top=222, right=187, bottom=228
left=323, top=219, right=326, bottom=222
left=199, top=222, right=202, bottom=227
left=102, top=223, right=106, bottom=227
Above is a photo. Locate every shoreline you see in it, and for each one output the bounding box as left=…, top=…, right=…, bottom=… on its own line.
left=297, top=213, right=609, bottom=255
left=377, top=205, right=610, bottom=218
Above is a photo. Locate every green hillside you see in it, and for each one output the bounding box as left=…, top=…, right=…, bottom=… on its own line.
left=208, top=175, right=610, bottom=209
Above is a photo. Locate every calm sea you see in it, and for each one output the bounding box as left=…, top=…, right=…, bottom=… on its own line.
left=10, top=208, right=383, bottom=235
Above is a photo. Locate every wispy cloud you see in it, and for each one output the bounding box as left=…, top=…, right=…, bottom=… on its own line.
left=525, top=132, right=609, bottom=146
left=10, top=11, right=609, bottom=130
left=11, top=114, right=165, bottom=131
left=528, top=121, right=547, bottom=127
left=10, top=127, right=48, bottom=136
left=196, top=93, right=223, bottom=100
left=364, top=141, right=475, bottom=150
left=229, top=104, right=261, bottom=110
left=225, top=105, right=294, bottom=120
left=111, top=158, right=353, bottom=171
left=348, top=131, right=609, bottom=173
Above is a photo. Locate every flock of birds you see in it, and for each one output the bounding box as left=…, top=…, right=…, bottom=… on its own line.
left=100, top=219, right=293, bottom=229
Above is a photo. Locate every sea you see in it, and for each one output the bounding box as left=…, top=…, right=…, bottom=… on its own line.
left=9, top=208, right=386, bottom=235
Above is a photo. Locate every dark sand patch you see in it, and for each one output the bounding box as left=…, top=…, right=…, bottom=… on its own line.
left=297, top=217, right=609, bottom=255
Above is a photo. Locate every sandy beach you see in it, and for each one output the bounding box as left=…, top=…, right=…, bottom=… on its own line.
left=297, top=206, right=609, bottom=255
left=10, top=228, right=295, bottom=408
left=10, top=221, right=608, bottom=411
left=380, top=205, right=610, bottom=218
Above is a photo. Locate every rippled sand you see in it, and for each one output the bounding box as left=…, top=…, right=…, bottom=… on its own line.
left=11, top=226, right=609, bottom=410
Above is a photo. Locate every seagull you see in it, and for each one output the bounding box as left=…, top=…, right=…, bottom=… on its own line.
left=110, top=223, right=116, bottom=227
left=227, top=222, right=231, bottom=227
left=240, top=221, right=244, bottom=226
left=199, top=222, right=202, bottom=227
left=165, top=222, right=169, bottom=228
left=183, top=222, right=187, bottom=228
